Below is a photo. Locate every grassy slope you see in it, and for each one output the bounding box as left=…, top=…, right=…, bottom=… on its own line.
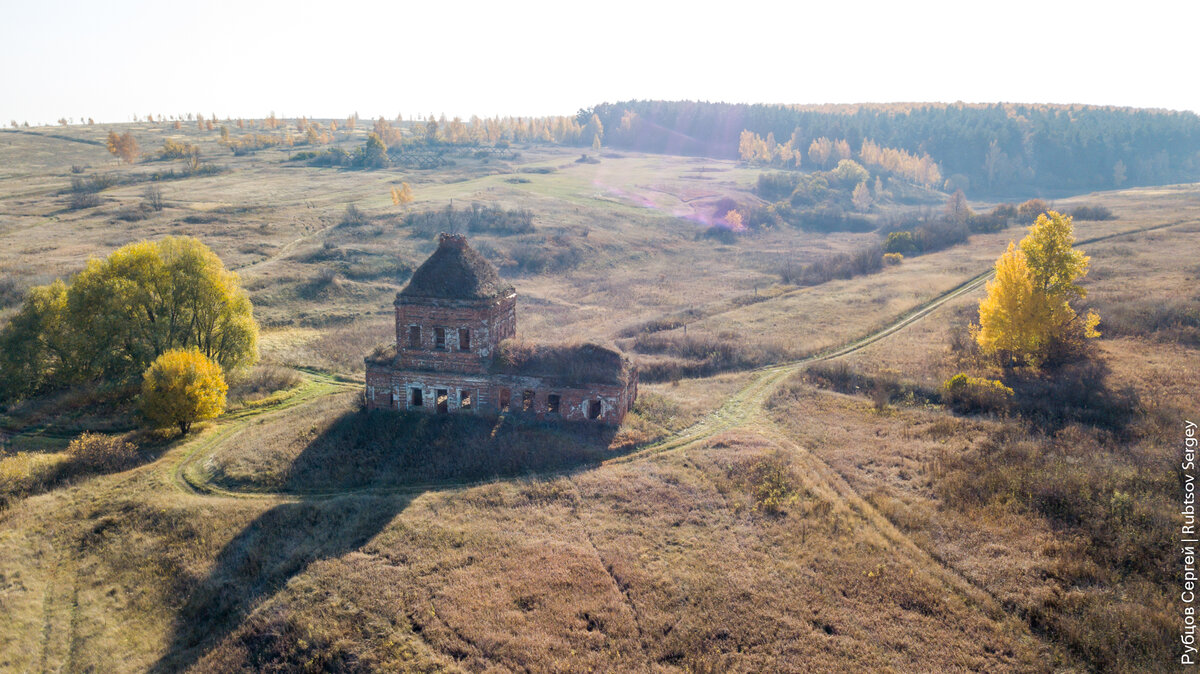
left=0, top=123, right=1195, bottom=671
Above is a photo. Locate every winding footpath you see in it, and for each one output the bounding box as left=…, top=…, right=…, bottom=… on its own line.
left=173, top=218, right=1193, bottom=500
left=23, top=218, right=1191, bottom=671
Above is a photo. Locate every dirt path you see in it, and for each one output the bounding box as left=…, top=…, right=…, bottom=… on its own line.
left=38, top=217, right=1168, bottom=672
left=171, top=218, right=1195, bottom=500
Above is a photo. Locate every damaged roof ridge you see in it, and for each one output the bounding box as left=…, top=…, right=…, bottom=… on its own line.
left=399, top=232, right=515, bottom=300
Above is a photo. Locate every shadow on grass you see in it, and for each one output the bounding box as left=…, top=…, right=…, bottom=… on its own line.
left=151, top=409, right=620, bottom=670
left=147, top=493, right=408, bottom=673
left=1008, top=358, right=1140, bottom=434
left=277, top=408, right=621, bottom=493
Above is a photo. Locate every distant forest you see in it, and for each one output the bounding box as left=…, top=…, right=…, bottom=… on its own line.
left=589, top=101, right=1200, bottom=195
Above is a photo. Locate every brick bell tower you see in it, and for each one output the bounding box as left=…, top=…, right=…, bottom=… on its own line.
left=393, top=233, right=517, bottom=374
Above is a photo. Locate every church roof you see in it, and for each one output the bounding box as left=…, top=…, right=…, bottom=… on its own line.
left=399, top=233, right=514, bottom=301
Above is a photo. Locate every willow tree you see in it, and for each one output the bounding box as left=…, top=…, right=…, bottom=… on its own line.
left=0, top=237, right=257, bottom=400
left=976, top=211, right=1099, bottom=367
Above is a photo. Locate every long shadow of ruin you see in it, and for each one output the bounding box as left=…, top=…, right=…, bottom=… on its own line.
left=151, top=408, right=621, bottom=671
left=147, top=493, right=408, bottom=673
left=280, top=407, right=622, bottom=493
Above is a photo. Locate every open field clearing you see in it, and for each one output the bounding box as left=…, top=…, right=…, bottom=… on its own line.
left=0, top=123, right=1195, bottom=671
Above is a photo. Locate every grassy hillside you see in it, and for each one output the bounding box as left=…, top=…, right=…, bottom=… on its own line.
left=0, top=121, right=1194, bottom=671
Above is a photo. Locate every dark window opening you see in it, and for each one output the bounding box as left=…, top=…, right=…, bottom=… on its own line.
left=460, top=389, right=473, bottom=410
left=408, top=325, right=421, bottom=349
left=436, top=389, right=449, bottom=414
left=458, top=328, right=471, bottom=351
left=522, top=390, right=535, bottom=412
left=587, top=399, right=601, bottom=420
left=499, top=387, right=511, bottom=411
left=547, top=394, right=561, bottom=414
left=434, top=327, right=446, bottom=350
left=410, top=387, right=423, bottom=407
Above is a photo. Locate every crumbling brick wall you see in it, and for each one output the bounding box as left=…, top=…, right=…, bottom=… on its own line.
left=365, top=364, right=637, bottom=423
left=394, top=293, right=516, bottom=374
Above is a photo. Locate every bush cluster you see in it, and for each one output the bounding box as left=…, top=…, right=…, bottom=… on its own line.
left=632, top=331, right=789, bottom=381
left=790, top=243, right=884, bottom=286
left=403, top=203, right=534, bottom=238
left=1070, top=204, right=1115, bottom=221
left=804, top=361, right=937, bottom=408
left=66, top=432, right=139, bottom=472
left=940, top=373, right=1013, bottom=414
left=1098, top=297, right=1200, bottom=347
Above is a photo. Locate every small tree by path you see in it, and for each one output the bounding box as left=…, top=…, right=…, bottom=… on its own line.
left=141, top=349, right=227, bottom=435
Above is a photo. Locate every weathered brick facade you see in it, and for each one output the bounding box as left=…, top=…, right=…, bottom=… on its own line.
left=364, top=234, right=637, bottom=424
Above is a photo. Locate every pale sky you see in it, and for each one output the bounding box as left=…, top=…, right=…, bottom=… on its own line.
left=1, top=0, right=1196, bottom=125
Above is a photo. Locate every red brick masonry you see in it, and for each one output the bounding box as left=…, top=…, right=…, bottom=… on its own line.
left=364, top=244, right=636, bottom=423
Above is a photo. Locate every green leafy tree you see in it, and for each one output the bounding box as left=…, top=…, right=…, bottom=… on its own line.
left=141, top=348, right=227, bottom=435
left=0, top=237, right=257, bottom=401
left=361, top=132, right=388, bottom=168
left=883, top=231, right=917, bottom=254
left=830, top=159, right=868, bottom=188
left=0, top=280, right=72, bottom=400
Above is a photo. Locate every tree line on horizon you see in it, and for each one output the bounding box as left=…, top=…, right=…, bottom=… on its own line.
left=587, top=100, right=1200, bottom=194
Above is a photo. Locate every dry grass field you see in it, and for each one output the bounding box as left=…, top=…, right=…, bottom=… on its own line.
left=0, top=121, right=1195, bottom=672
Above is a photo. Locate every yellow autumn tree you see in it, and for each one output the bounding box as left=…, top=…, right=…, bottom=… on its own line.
left=976, top=243, right=1044, bottom=362
left=738, top=130, right=758, bottom=162
left=976, top=211, right=1099, bottom=366
left=390, top=182, right=414, bottom=206
left=140, top=348, right=227, bottom=435
left=808, top=137, right=833, bottom=168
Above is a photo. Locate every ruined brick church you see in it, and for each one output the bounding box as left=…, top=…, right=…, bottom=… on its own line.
left=365, top=233, right=637, bottom=423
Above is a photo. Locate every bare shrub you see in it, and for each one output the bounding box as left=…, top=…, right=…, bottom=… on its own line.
left=339, top=204, right=369, bottom=228
left=114, top=204, right=149, bottom=221
left=143, top=184, right=164, bottom=211
left=66, top=432, right=138, bottom=472
left=1007, top=360, right=1140, bottom=433
left=404, top=203, right=534, bottom=237
left=788, top=243, right=883, bottom=286
left=803, top=361, right=936, bottom=407
left=1017, top=198, right=1049, bottom=223
left=633, top=331, right=790, bottom=381
left=68, top=190, right=101, bottom=210
left=1070, top=205, right=1114, bottom=221
left=0, top=277, right=26, bottom=308
left=1096, top=297, right=1200, bottom=347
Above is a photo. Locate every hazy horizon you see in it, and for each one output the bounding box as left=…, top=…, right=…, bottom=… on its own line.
left=2, top=0, right=1196, bottom=125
